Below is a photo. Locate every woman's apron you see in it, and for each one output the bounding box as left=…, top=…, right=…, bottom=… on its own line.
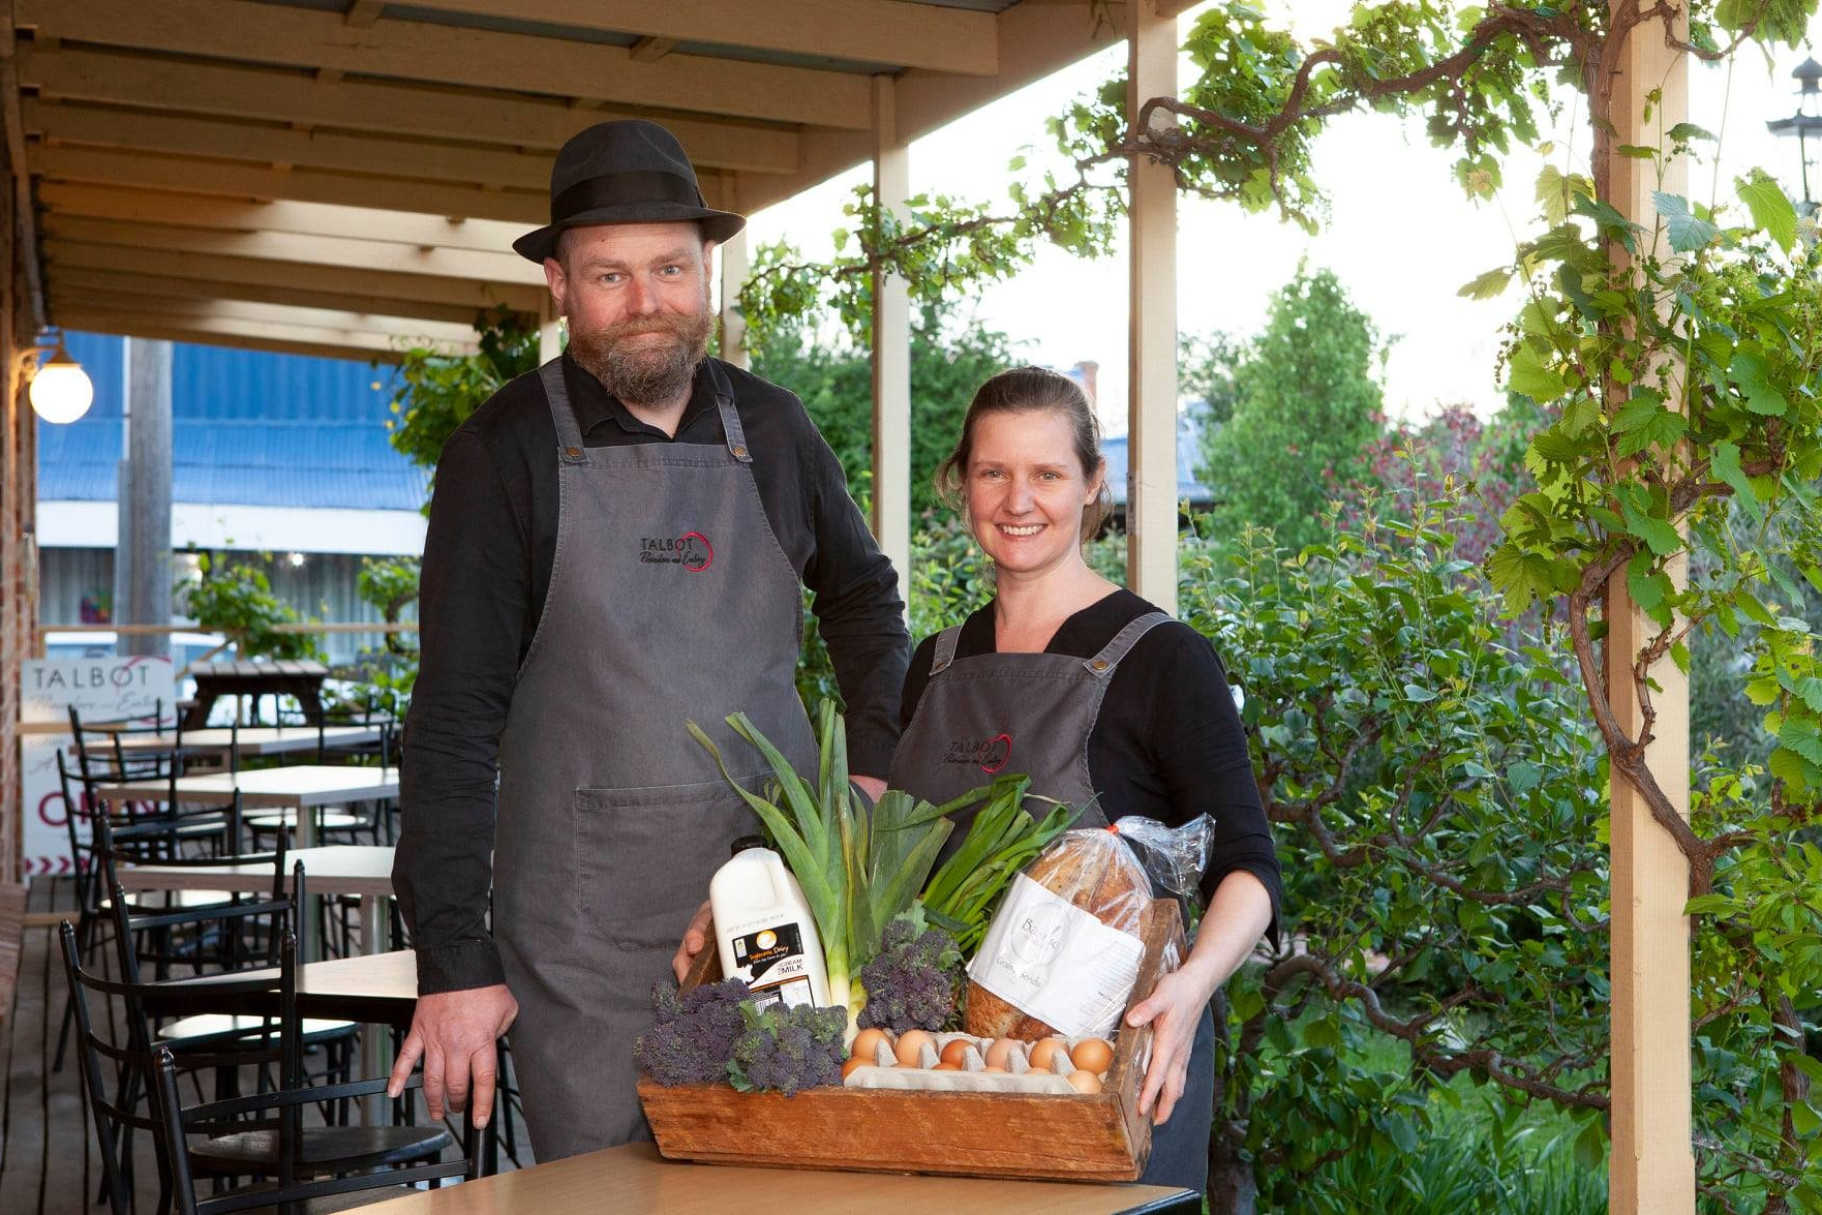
left=493, top=358, right=816, bottom=1161
left=885, top=607, right=1216, bottom=1193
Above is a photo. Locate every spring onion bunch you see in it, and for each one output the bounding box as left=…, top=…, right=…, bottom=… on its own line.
left=918, top=776, right=1081, bottom=951
left=689, top=701, right=978, bottom=1036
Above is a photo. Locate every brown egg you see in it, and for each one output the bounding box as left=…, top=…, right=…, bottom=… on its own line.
left=840, top=1056, right=869, bottom=1081
left=1066, top=1069, right=1103, bottom=1094
left=938, top=1038, right=973, bottom=1067
left=1070, top=1038, right=1114, bottom=1073
left=851, top=1027, right=892, bottom=1061
left=983, top=1038, right=1019, bottom=1070
left=895, top=1029, right=936, bottom=1068
left=983, top=1065, right=1007, bottom=1074
left=1028, top=1038, right=1067, bottom=1071
left=931, top=1061, right=962, bottom=1071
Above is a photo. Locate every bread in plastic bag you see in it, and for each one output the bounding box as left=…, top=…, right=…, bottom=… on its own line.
left=963, top=814, right=1215, bottom=1040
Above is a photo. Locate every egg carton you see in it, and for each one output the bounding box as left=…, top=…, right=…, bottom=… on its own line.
left=843, top=1065, right=1078, bottom=1095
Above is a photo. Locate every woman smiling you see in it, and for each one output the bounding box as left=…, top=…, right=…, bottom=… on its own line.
left=887, top=366, right=1282, bottom=1193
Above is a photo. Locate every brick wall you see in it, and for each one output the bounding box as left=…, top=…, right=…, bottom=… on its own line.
left=1, top=152, right=31, bottom=884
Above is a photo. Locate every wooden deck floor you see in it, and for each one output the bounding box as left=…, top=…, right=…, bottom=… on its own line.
left=0, top=878, right=524, bottom=1214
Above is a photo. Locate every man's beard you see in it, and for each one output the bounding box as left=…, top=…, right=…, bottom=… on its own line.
left=568, top=305, right=713, bottom=408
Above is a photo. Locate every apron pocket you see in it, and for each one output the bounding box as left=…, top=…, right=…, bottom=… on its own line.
left=572, top=779, right=764, bottom=951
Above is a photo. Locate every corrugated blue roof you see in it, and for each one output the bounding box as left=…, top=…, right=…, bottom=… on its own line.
left=42, top=333, right=427, bottom=511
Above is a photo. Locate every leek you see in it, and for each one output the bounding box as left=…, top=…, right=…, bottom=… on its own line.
left=688, top=701, right=955, bottom=1037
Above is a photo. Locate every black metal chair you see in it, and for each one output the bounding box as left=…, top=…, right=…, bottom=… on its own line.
left=64, top=910, right=457, bottom=1215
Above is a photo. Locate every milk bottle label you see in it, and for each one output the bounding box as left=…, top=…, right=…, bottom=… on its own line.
left=733, top=923, right=816, bottom=1010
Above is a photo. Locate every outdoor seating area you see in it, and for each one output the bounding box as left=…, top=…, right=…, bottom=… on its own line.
left=3, top=2, right=1822, bottom=1214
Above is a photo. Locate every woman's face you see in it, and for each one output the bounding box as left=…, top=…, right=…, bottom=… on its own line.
left=965, top=407, right=1102, bottom=578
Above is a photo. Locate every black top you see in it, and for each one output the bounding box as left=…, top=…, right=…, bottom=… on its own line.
left=901, top=589, right=1282, bottom=943
left=400, top=354, right=910, bottom=993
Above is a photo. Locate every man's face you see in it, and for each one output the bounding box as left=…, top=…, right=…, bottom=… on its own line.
left=544, top=222, right=715, bottom=407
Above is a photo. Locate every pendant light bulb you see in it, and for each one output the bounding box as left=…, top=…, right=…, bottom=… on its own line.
left=29, top=336, right=95, bottom=425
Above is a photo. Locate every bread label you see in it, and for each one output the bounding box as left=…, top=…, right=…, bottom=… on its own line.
left=967, top=874, right=1145, bottom=1038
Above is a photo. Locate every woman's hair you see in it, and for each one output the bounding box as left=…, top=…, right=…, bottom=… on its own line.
left=934, top=365, right=1112, bottom=541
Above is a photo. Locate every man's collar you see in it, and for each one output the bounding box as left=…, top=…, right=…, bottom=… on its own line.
left=563, top=353, right=718, bottom=439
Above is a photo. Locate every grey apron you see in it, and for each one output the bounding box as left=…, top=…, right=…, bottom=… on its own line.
left=886, top=608, right=1172, bottom=830
left=494, top=357, right=815, bottom=1161
left=886, top=605, right=1216, bottom=1192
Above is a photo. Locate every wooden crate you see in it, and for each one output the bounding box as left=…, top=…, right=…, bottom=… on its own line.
left=638, top=898, right=1187, bottom=1182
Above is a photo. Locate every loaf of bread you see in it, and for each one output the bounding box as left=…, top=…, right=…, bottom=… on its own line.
left=963, top=826, right=1150, bottom=1040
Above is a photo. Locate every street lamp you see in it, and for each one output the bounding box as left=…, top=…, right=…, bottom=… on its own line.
left=27, top=331, right=95, bottom=424
left=1766, top=56, right=1822, bottom=218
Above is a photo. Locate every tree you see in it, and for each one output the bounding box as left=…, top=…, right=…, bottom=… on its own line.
left=1180, top=328, right=1244, bottom=431
left=750, top=303, right=1020, bottom=515
left=389, top=307, right=540, bottom=501
left=1200, top=265, right=1386, bottom=551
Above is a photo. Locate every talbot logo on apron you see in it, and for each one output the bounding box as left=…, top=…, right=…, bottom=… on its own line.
left=639, top=530, right=714, bottom=572
left=942, top=732, right=1012, bottom=773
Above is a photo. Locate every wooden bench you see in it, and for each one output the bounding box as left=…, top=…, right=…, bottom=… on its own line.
left=183, top=660, right=330, bottom=728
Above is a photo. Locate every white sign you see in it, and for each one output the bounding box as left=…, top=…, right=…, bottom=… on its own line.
left=18, top=657, right=176, bottom=881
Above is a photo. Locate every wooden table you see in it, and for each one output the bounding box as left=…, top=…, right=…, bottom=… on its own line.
left=364, top=1141, right=1198, bottom=1213
left=95, top=764, right=398, bottom=848
left=151, top=948, right=417, bottom=1030
left=184, top=659, right=330, bottom=728
left=110, top=724, right=385, bottom=759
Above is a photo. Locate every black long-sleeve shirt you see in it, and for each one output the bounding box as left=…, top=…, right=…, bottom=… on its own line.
left=399, top=354, right=910, bottom=994
left=901, top=590, right=1282, bottom=944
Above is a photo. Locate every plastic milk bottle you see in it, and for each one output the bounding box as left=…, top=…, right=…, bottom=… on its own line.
left=710, top=837, right=830, bottom=1010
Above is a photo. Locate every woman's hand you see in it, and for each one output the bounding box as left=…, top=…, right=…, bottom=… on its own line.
left=1124, top=966, right=1210, bottom=1125
left=1126, top=870, right=1275, bottom=1124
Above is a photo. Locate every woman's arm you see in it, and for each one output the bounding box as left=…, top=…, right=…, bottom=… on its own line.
left=1124, top=868, right=1273, bottom=1124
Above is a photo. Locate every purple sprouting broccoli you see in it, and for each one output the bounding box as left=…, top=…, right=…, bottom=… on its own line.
left=633, top=977, right=752, bottom=1087
left=726, top=1002, right=847, bottom=1096
left=856, top=909, right=964, bottom=1032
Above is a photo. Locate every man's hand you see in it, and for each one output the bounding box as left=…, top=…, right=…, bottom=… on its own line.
left=388, top=985, right=518, bottom=1127
left=851, top=774, right=887, bottom=802
left=673, top=899, right=713, bottom=982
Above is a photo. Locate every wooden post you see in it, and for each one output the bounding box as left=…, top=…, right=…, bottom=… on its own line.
left=117, top=337, right=173, bottom=661
left=538, top=291, right=563, bottom=364
left=1125, top=0, right=1178, bottom=613
left=870, top=74, right=912, bottom=591
left=718, top=226, right=750, bottom=371
left=1606, top=5, right=1695, bottom=1210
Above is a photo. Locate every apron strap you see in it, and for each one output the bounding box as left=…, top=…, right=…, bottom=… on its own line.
left=1083, top=611, right=1173, bottom=678
left=928, top=625, right=964, bottom=676
left=538, top=358, right=590, bottom=466
left=708, top=362, right=753, bottom=465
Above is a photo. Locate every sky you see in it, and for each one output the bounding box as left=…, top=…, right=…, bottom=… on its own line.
left=744, top=3, right=1822, bottom=433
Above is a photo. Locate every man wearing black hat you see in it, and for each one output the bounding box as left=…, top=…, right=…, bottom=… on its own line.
left=390, top=120, right=908, bottom=1159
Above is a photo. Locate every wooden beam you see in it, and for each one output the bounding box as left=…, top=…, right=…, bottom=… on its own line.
left=47, top=290, right=482, bottom=344
left=43, top=239, right=547, bottom=313
left=39, top=181, right=529, bottom=255
left=1125, top=0, right=1177, bottom=612
left=41, top=214, right=543, bottom=285
left=0, top=0, right=43, bottom=327
left=629, top=37, right=676, bottom=64
left=18, top=0, right=874, bottom=129
left=46, top=266, right=494, bottom=327
left=20, top=47, right=801, bottom=173
left=48, top=306, right=459, bottom=361
left=870, top=75, right=911, bottom=601
left=31, top=145, right=549, bottom=226
left=25, top=98, right=557, bottom=192
left=374, top=0, right=997, bottom=76
left=343, top=0, right=383, bottom=28
left=1606, top=3, right=1694, bottom=1211
left=717, top=228, right=748, bottom=370
left=739, top=0, right=1122, bottom=215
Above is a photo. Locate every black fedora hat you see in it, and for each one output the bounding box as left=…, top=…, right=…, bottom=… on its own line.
left=513, top=119, right=744, bottom=263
